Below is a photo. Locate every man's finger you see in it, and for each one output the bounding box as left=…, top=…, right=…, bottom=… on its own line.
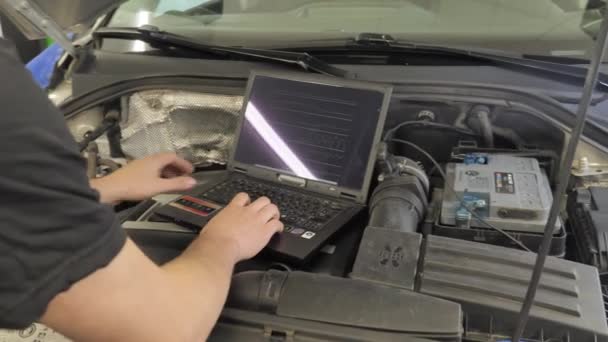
left=230, top=193, right=250, bottom=207
left=248, top=196, right=271, bottom=212
left=156, top=152, right=194, bottom=175
left=157, top=176, right=197, bottom=193
left=257, top=220, right=283, bottom=249
left=167, top=157, right=194, bottom=175
left=266, top=219, right=284, bottom=233
left=259, top=204, right=280, bottom=223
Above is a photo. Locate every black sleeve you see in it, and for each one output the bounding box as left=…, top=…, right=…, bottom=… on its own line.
left=0, top=39, right=127, bottom=329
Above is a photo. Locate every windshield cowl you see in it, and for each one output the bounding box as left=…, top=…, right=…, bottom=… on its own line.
left=108, top=0, right=602, bottom=60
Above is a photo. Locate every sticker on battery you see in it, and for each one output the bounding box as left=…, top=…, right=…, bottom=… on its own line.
left=494, top=172, right=515, bottom=194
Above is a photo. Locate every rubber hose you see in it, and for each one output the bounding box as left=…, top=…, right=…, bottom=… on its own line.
left=368, top=176, right=428, bottom=232
left=226, top=270, right=288, bottom=313
left=470, top=105, right=494, bottom=148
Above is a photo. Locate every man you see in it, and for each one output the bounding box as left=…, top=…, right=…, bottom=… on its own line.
left=0, top=36, right=282, bottom=341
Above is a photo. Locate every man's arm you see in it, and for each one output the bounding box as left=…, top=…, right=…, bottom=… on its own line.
left=0, top=36, right=282, bottom=339
left=41, top=193, right=283, bottom=342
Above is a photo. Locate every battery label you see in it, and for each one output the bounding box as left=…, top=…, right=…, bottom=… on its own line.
left=495, top=172, right=515, bottom=194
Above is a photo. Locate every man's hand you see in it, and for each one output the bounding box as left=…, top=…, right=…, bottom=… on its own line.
left=197, top=193, right=284, bottom=262
left=90, top=152, right=196, bottom=204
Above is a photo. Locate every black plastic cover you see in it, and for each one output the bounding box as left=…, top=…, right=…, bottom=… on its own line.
left=420, top=235, right=608, bottom=342
left=212, top=308, right=441, bottom=342
left=279, top=272, right=460, bottom=338
left=431, top=219, right=568, bottom=256
left=224, top=270, right=462, bottom=341
left=350, top=227, right=422, bottom=290
left=568, top=187, right=608, bottom=275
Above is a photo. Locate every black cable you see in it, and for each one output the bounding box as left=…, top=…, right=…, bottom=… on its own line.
left=390, top=138, right=532, bottom=252
left=511, top=6, right=608, bottom=341
left=107, top=122, right=125, bottom=158
left=426, top=164, right=438, bottom=177
left=78, top=118, right=117, bottom=152
left=383, top=121, right=477, bottom=142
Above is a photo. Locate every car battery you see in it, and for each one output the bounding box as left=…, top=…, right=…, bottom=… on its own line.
left=440, top=155, right=559, bottom=233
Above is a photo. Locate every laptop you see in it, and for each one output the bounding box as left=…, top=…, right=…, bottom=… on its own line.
left=155, top=70, right=392, bottom=263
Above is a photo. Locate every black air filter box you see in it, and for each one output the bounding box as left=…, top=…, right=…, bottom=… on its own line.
left=568, top=187, right=608, bottom=277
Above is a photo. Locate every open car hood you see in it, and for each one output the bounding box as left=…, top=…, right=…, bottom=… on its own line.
left=0, top=0, right=125, bottom=53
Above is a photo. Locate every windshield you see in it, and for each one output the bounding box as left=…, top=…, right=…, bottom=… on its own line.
left=108, top=0, right=604, bottom=58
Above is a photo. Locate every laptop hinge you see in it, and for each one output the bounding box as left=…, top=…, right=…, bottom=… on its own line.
left=234, top=167, right=247, bottom=174
left=277, top=174, right=306, bottom=187
left=340, top=192, right=357, bottom=200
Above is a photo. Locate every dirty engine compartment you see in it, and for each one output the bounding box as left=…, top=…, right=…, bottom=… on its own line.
left=63, top=79, right=608, bottom=342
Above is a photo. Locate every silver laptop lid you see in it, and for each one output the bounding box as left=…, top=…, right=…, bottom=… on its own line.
left=229, top=70, right=392, bottom=204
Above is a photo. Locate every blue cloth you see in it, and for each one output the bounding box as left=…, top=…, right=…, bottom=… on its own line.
left=26, top=43, right=64, bottom=89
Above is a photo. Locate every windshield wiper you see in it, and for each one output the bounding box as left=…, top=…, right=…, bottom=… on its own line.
left=93, top=26, right=349, bottom=78
left=352, top=33, right=608, bottom=92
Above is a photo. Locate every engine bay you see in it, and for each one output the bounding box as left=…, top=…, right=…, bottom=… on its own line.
left=64, top=79, right=608, bottom=342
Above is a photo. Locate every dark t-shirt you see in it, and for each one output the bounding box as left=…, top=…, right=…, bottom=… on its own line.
left=0, top=39, right=126, bottom=328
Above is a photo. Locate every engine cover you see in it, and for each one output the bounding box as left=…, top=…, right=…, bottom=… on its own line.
left=440, top=155, right=559, bottom=233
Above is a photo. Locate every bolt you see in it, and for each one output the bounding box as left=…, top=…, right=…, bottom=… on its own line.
left=417, top=110, right=436, bottom=121
left=475, top=199, right=487, bottom=208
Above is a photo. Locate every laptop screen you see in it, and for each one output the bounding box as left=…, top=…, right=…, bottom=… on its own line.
left=233, top=75, right=386, bottom=191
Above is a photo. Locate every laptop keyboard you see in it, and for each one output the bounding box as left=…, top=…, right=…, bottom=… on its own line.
left=202, top=176, right=346, bottom=232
